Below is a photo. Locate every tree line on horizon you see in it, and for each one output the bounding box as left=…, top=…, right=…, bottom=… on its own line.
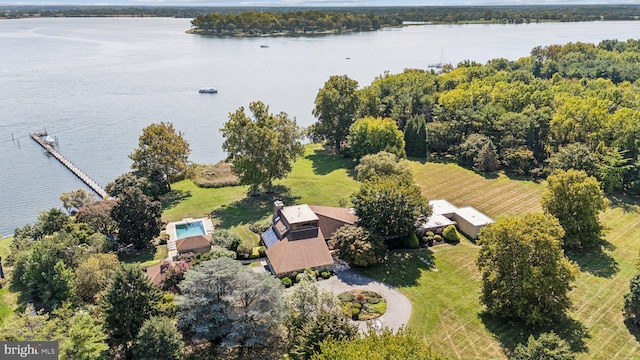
left=3, top=5, right=639, bottom=24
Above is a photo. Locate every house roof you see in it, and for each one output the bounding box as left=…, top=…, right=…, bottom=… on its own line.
left=421, top=214, right=456, bottom=230
left=265, top=229, right=334, bottom=276
left=455, top=206, right=494, bottom=226
left=429, top=199, right=458, bottom=216
left=280, top=204, right=319, bottom=225
left=176, top=235, right=211, bottom=253
left=308, top=205, right=358, bottom=225
left=146, top=260, right=175, bottom=286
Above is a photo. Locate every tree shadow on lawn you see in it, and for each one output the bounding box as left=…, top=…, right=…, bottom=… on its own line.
left=566, top=241, right=619, bottom=278
left=480, top=312, right=590, bottom=358
left=211, top=185, right=300, bottom=229
left=161, top=189, right=192, bottom=211
left=306, top=147, right=355, bottom=176
left=117, top=245, right=158, bottom=265
left=624, top=318, right=640, bottom=343
left=608, top=194, right=640, bottom=214
left=355, top=248, right=436, bottom=288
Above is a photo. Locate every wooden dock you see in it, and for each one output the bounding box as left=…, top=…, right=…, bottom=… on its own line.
left=30, top=131, right=109, bottom=199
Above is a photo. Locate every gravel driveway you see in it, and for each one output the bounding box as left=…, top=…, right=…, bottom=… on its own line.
left=317, top=261, right=412, bottom=333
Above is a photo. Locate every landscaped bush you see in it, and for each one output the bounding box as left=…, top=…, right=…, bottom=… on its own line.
left=404, top=232, right=420, bottom=249
left=236, top=243, right=253, bottom=259
left=321, top=270, right=332, bottom=279
left=421, top=231, right=435, bottom=246
left=250, top=246, right=266, bottom=259
left=443, top=225, right=460, bottom=243
left=282, top=277, right=293, bottom=288
left=338, top=290, right=387, bottom=320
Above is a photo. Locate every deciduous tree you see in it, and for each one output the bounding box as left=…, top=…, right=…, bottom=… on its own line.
left=312, top=328, right=445, bottom=360
left=352, top=177, right=430, bottom=238
left=332, top=225, right=386, bottom=267
left=221, top=101, right=304, bottom=194
left=477, top=213, right=577, bottom=326
left=60, top=188, right=96, bottom=214
left=311, top=75, right=360, bottom=154
left=75, top=198, right=117, bottom=236
left=541, top=169, right=608, bottom=250
left=129, top=122, right=191, bottom=193
left=286, top=273, right=357, bottom=360
left=348, top=116, right=406, bottom=160
left=132, top=316, right=183, bottom=360
left=111, top=187, right=162, bottom=249
left=513, top=332, right=575, bottom=360
left=75, top=253, right=120, bottom=303
left=354, top=151, right=412, bottom=182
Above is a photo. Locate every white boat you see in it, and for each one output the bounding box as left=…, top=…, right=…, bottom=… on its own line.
left=199, top=88, right=218, bottom=94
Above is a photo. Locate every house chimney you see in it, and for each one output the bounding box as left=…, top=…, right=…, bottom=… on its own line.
left=274, top=200, right=284, bottom=216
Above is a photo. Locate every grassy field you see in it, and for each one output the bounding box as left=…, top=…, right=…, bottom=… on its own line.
left=161, top=145, right=640, bottom=359
left=357, top=160, right=640, bottom=359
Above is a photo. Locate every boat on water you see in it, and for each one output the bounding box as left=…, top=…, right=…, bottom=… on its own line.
left=428, top=48, right=445, bottom=69
left=199, top=88, right=218, bottom=94
left=43, top=135, right=56, bottom=145
left=260, top=38, right=269, bottom=48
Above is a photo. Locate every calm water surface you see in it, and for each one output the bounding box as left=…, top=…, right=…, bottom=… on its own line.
left=2, top=18, right=640, bottom=235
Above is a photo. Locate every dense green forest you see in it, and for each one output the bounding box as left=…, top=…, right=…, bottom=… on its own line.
left=3, top=5, right=640, bottom=25
left=353, top=39, right=640, bottom=195
left=190, top=10, right=397, bottom=36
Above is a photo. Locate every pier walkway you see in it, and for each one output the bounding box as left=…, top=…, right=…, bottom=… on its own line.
left=30, top=131, right=109, bottom=199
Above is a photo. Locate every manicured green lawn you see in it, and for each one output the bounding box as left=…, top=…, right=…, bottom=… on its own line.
left=163, top=144, right=358, bottom=245
left=162, top=145, right=640, bottom=359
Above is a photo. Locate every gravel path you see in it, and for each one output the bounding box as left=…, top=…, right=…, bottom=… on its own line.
left=317, top=261, right=412, bottom=333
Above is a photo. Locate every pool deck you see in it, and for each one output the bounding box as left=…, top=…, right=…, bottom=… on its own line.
left=165, top=217, right=215, bottom=260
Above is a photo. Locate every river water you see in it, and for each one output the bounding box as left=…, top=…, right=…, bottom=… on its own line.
left=2, top=17, right=640, bottom=235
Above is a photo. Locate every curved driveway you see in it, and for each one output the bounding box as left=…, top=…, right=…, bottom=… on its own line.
left=317, top=262, right=412, bottom=333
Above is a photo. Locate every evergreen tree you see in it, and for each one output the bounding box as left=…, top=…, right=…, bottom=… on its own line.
left=404, top=115, right=427, bottom=157
left=623, top=272, right=640, bottom=326
left=101, top=264, right=161, bottom=355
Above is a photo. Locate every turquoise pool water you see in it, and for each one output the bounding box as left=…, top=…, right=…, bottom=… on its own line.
left=175, top=221, right=205, bottom=239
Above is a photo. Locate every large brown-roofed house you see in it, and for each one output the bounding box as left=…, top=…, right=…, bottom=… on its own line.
left=261, top=201, right=357, bottom=277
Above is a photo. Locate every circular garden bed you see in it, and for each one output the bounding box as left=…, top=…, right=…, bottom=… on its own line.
left=338, top=290, right=387, bottom=321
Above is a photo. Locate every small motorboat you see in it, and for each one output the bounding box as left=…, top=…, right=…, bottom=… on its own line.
left=199, top=88, right=218, bottom=94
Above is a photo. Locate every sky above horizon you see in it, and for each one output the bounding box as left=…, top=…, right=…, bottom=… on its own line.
left=2, top=0, right=640, bottom=8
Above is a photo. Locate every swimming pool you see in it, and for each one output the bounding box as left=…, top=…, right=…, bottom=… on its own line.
left=175, top=221, right=206, bottom=239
